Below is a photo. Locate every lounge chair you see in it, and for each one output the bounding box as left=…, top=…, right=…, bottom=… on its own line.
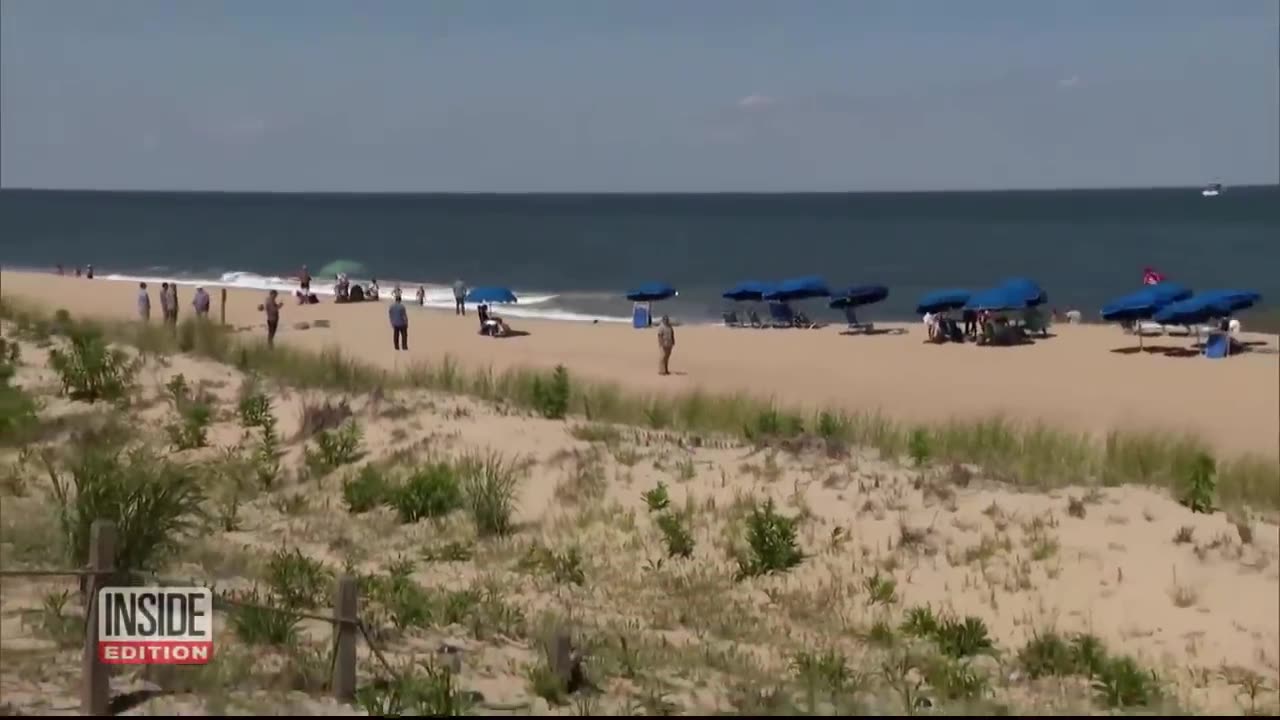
left=792, top=311, right=824, bottom=329
left=747, top=309, right=765, bottom=328
left=1022, top=308, right=1050, bottom=337
left=722, top=310, right=743, bottom=328
left=768, top=302, right=795, bottom=328
left=843, top=307, right=875, bottom=333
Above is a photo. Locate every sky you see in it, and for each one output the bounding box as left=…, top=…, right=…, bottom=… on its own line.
left=1, top=0, right=1277, bottom=193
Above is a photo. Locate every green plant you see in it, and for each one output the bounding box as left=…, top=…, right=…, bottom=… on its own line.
left=226, top=587, right=301, bottom=646
left=907, top=427, right=932, bottom=467
left=238, top=390, right=281, bottom=489
left=1093, top=655, right=1159, bottom=708
left=307, top=419, right=364, bottom=475
left=163, top=374, right=213, bottom=450
left=44, top=440, right=204, bottom=573
left=867, top=619, right=897, bottom=647
left=735, top=498, right=804, bottom=579
left=532, top=365, right=571, bottom=420
left=1181, top=451, right=1216, bottom=514
left=393, top=462, right=464, bottom=523
left=934, top=615, right=994, bottom=659
left=355, top=661, right=472, bottom=716
left=642, top=482, right=671, bottom=512
left=864, top=572, right=898, bottom=606
left=266, top=547, right=333, bottom=609
left=900, top=605, right=941, bottom=638
left=655, top=511, right=695, bottom=558
left=47, top=327, right=136, bottom=403
left=460, top=451, right=520, bottom=537
left=921, top=655, right=990, bottom=701
left=343, top=465, right=392, bottom=513
left=0, top=361, right=38, bottom=444
left=518, top=543, right=586, bottom=585
left=30, top=589, right=81, bottom=648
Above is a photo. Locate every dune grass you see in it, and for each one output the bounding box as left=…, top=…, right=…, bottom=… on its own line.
left=3, top=298, right=1277, bottom=511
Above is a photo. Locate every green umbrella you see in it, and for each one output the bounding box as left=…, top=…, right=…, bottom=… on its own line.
left=317, top=259, right=367, bottom=277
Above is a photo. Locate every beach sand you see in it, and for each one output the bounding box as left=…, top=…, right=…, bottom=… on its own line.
left=3, top=270, right=1276, bottom=459
left=1, top=336, right=1277, bottom=715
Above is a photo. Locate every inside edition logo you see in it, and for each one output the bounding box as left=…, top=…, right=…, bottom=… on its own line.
left=98, top=587, right=214, bottom=664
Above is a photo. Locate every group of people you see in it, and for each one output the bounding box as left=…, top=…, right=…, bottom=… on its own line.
left=136, top=282, right=212, bottom=326
left=55, top=264, right=93, bottom=279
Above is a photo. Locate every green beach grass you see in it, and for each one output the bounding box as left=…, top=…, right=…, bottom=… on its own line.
left=3, top=298, right=1277, bottom=512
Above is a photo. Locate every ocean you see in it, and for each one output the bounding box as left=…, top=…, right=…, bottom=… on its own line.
left=2, top=186, right=1278, bottom=326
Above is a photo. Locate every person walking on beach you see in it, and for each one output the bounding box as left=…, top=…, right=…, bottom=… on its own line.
left=389, top=290, right=409, bottom=351
left=137, top=282, right=151, bottom=322
left=168, top=284, right=180, bottom=327
left=657, top=315, right=675, bottom=376
left=416, top=285, right=425, bottom=307
left=299, top=264, right=311, bottom=294
left=192, top=287, right=211, bottom=318
left=260, top=290, right=283, bottom=348
left=453, top=279, right=467, bottom=315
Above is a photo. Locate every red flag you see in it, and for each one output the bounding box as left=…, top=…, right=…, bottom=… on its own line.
left=1142, top=267, right=1165, bottom=286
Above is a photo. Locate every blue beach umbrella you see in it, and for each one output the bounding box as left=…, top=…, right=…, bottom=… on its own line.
left=1153, top=290, right=1261, bottom=326
left=466, top=286, right=519, bottom=304
left=722, top=281, right=772, bottom=302
left=1100, top=282, right=1194, bottom=322
left=829, top=285, right=889, bottom=309
left=764, top=276, right=831, bottom=301
left=997, top=277, right=1047, bottom=307
left=1194, top=289, right=1261, bottom=315
left=625, top=282, right=678, bottom=302
left=915, top=289, right=970, bottom=315
left=964, top=285, right=1033, bottom=312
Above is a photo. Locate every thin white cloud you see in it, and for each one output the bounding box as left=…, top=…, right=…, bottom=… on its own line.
left=737, top=93, right=777, bottom=110
left=1057, top=75, right=1082, bottom=89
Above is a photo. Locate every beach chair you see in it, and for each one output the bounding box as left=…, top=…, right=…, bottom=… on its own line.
left=1203, top=331, right=1230, bottom=359
left=722, top=310, right=742, bottom=328
left=747, top=309, right=765, bottom=328
left=792, top=310, right=824, bottom=329
left=1022, top=308, right=1050, bottom=337
left=768, top=302, right=795, bottom=328
left=843, top=307, right=875, bottom=333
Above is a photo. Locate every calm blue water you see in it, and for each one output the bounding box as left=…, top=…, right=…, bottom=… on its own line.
left=1, top=186, right=1277, bottom=324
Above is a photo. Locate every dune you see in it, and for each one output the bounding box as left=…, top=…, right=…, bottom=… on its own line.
left=1, top=321, right=1276, bottom=715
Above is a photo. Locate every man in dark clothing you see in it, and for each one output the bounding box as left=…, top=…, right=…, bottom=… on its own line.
left=261, top=290, right=282, bottom=347
left=388, top=291, right=409, bottom=351
left=657, top=315, right=675, bottom=375
left=453, top=280, right=466, bottom=315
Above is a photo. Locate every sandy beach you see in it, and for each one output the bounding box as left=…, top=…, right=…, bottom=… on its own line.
left=3, top=271, right=1276, bottom=459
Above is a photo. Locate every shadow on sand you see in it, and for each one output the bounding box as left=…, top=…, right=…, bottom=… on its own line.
left=839, top=327, right=909, bottom=337
left=1109, top=340, right=1266, bottom=358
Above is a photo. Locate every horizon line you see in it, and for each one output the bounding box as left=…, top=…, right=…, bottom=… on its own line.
left=2, top=182, right=1276, bottom=197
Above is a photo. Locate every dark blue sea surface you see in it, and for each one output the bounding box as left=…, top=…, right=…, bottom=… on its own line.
left=2, top=186, right=1277, bottom=324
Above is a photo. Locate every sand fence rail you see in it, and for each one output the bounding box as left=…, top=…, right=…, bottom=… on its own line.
left=0, top=520, right=385, bottom=715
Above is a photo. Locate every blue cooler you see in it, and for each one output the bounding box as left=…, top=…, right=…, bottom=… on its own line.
left=632, top=302, right=652, bottom=329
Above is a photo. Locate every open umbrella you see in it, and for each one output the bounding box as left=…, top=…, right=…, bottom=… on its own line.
left=723, top=281, right=772, bottom=302
left=915, top=289, right=970, bottom=315
left=466, top=286, right=519, bottom=304
left=965, top=286, right=1033, bottom=312
left=1100, top=282, right=1194, bottom=349
left=828, top=285, right=889, bottom=309
left=317, top=259, right=367, bottom=278
left=626, top=283, right=678, bottom=302
left=764, top=276, right=831, bottom=301
left=997, top=277, right=1047, bottom=307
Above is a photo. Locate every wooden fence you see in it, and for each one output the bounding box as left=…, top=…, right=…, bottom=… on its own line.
left=0, top=519, right=374, bottom=716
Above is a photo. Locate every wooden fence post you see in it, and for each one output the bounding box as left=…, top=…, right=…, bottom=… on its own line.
left=332, top=575, right=358, bottom=704
left=219, top=288, right=227, bottom=326
left=82, top=520, right=116, bottom=716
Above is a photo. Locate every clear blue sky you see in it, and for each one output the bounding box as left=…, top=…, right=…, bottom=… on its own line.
left=2, top=0, right=1276, bottom=192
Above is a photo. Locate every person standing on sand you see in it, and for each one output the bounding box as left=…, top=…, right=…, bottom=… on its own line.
left=137, top=282, right=151, bottom=322
left=260, top=290, right=283, bottom=348
left=169, top=284, right=180, bottom=326
left=453, top=279, right=466, bottom=315
left=657, top=315, right=675, bottom=376
left=416, top=286, right=425, bottom=307
left=159, top=283, right=173, bottom=324
left=389, top=291, right=409, bottom=351
left=299, top=265, right=311, bottom=295
left=192, top=287, right=211, bottom=318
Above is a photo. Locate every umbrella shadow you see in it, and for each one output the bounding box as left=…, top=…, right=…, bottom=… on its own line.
left=839, top=327, right=908, bottom=337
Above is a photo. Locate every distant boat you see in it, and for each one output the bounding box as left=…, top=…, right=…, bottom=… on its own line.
left=1201, top=183, right=1223, bottom=197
